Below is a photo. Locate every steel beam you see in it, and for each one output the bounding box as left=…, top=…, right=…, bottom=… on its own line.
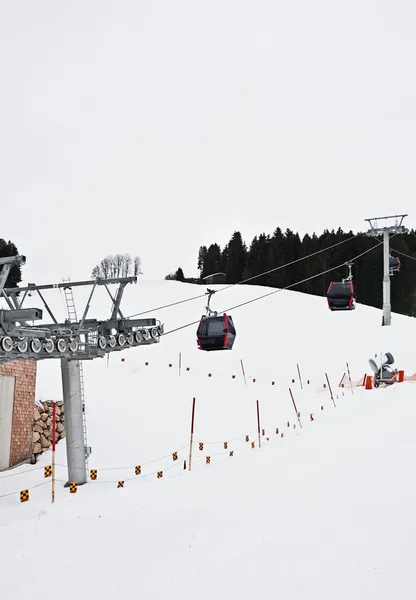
left=0, top=308, right=43, bottom=322
left=3, top=276, right=137, bottom=294
left=110, top=283, right=127, bottom=320
left=103, top=284, right=125, bottom=319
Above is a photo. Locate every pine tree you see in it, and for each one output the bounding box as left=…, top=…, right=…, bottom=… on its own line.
left=246, top=233, right=271, bottom=285
left=0, top=239, right=22, bottom=289
left=175, top=267, right=185, bottom=282
left=226, top=232, right=247, bottom=284
left=201, top=244, right=222, bottom=279
left=220, top=246, right=228, bottom=275
left=194, top=227, right=416, bottom=317
left=197, top=246, right=208, bottom=273
left=268, top=228, right=286, bottom=289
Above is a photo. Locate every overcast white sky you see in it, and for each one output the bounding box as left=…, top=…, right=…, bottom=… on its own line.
left=0, top=0, right=415, bottom=285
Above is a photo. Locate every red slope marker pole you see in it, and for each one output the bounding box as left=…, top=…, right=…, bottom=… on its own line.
left=188, top=397, right=196, bottom=471
left=325, top=373, right=336, bottom=407
left=52, top=401, right=56, bottom=504
left=256, top=400, right=261, bottom=448
left=240, top=359, right=247, bottom=386
left=179, top=352, right=182, bottom=378
left=297, top=363, right=303, bottom=390
left=289, top=388, right=302, bottom=428
left=346, top=362, right=354, bottom=395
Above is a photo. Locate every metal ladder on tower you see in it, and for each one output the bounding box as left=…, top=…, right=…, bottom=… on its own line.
left=62, top=277, right=90, bottom=468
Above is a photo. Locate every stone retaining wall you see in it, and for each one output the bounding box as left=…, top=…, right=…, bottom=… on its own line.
left=32, top=401, right=65, bottom=463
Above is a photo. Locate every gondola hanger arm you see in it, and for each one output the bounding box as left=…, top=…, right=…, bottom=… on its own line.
left=205, top=288, right=218, bottom=316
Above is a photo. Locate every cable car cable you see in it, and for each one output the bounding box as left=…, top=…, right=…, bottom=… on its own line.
left=390, top=247, right=416, bottom=262
left=126, top=232, right=361, bottom=319
left=162, top=239, right=385, bottom=337
left=126, top=292, right=208, bottom=318
left=214, top=233, right=362, bottom=293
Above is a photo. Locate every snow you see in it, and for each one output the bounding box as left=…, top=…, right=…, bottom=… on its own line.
left=1, top=280, right=416, bottom=599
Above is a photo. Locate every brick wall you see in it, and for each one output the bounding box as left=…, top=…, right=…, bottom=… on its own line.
left=0, top=360, right=37, bottom=467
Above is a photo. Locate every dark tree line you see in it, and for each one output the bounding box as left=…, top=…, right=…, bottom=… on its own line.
left=0, top=238, right=23, bottom=288
left=168, top=228, right=416, bottom=317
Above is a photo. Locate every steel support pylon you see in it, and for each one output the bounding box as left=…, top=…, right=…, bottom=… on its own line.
left=365, top=214, right=408, bottom=327
left=382, top=229, right=391, bottom=326
left=61, top=358, right=87, bottom=485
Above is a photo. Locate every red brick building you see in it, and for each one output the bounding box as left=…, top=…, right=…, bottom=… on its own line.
left=0, top=360, right=37, bottom=470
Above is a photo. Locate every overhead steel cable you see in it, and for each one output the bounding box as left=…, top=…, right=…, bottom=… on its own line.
left=127, top=292, right=208, bottom=319
left=213, top=233, right=362, bottom=293
left=127, top=232, right=362, bottom=318
left=390, top=247, right=416, bottom=262
left=162, top=238, right=386, bottom=337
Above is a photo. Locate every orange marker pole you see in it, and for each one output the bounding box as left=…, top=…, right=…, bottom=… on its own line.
left=52, top=401, right=56, bottom=503
left=240, top=359, right=247, bottom=386
left=188, top=397, right=196, bottom=471
left=256, top=400, right=261, bottom=448
left=325, top=373, right=336, bottom=407
left=338, top=372, right=346, bottom=387
left=346, top=362, right=354, bottom=395
left=296, top=363, right=303, bottom=390
left=289, top=388, right=302, bottom=428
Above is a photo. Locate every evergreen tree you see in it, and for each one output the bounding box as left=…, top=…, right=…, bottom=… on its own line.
left=175, top=267, right=185, bottom=282
left=195, top=227, right=416, bottom=317
left=220, top=246, right=228, bottom=275
left=201, top=244, right=222, bottom=279
left=390, top=237, right=416, bottom=316
left=0, top=238, right=23, bottom=289
left=226, top=231, right=247, bottom=284
left=268, top=227, right=286, bottom=289
left=197, top=246, right=208, bottom=273
left=246, top=233, right=271, bottom=284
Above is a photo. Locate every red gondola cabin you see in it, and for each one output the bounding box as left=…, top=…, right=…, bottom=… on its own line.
left=326, top=280, right=355, bottom=311
left=196, top=314, right=236, bottom=351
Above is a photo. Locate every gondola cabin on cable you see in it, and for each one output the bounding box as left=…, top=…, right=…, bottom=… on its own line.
left=326, top=262, right=356, bottom=311
left=389, top=255, right=400, bottom=275
left=196, top=288, right=236, bottom=351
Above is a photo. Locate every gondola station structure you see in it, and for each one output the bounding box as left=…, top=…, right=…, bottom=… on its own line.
left=0, top=255, right=163, bottom=485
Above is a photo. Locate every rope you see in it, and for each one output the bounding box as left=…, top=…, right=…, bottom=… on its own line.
left=88, top=458, right=183, bottom=484
left=0, top=464, right=52, bottom=479
left=127, top=233, right=361, bottom=318
left=80, top=444, right=190, bottom=471
left=197, top=433, right=255, bottom=444
left=0, top=480, right=50, bottom=501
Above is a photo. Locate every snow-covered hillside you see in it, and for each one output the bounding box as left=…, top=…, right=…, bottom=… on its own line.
left=1, top=281, right=416, bottom=600
left=33, top=279, right=416, bottom=399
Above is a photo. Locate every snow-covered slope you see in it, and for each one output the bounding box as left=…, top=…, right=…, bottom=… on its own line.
left=34, top=279, right=416, bottom=399
left=1, top=281, right=416, bottom=600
